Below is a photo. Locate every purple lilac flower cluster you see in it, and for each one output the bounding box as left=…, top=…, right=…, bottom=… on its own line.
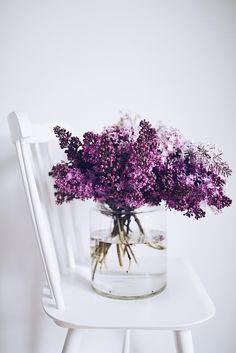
left=49, top=118, right=232, bottom=219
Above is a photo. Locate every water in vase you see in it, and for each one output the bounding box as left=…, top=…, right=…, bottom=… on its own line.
left=90, top=229, right=167, bottom=299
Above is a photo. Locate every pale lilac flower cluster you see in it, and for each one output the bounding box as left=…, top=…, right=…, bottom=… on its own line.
left=49, top=119, right=232, bottom=219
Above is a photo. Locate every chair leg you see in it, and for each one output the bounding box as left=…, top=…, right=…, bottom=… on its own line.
left=62, top=328, right=81, bottom=353
left=122, top=329, right=130, bottom=353
left=174, top=330, right=194, bottom=353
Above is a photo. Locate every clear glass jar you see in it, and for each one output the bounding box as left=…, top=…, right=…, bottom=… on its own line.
left=90, top=204, right=167, bottom=299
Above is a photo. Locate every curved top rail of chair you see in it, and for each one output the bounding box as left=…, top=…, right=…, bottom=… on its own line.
left=8, top=111, right=72, bottom=143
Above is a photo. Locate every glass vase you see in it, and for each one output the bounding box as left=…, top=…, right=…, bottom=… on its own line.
left=90, top=204, right=167, bottom=299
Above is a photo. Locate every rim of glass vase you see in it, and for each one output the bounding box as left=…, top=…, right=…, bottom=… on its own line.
left=91, top=202, right=166, bottom=215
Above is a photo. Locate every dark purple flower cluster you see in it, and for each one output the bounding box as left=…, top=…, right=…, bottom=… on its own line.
left=49, top=119, right=232, bottom=219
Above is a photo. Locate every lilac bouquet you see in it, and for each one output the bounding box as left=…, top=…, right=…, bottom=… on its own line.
left=50, top=116, right=232, bottom=277
left=50, top=117, right=231, bottom=218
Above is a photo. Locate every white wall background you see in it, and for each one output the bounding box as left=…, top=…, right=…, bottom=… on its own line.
left=1, top=0, right=236, bottom=352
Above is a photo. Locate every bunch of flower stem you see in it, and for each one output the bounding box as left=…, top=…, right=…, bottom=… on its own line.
left=91, top=209, right=165, bottom=279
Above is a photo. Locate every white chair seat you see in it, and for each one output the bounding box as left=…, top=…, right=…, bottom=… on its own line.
left=43, top=257, right=215, bottom=330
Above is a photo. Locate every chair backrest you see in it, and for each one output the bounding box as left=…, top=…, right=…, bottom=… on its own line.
left=8, top=111, right=88, bottom=310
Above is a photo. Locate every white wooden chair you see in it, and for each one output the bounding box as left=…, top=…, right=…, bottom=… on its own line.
left=8, top=111, right=216, bottom=353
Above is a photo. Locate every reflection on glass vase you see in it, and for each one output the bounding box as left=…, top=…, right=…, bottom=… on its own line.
left=90, top=204, right=167, bottom=299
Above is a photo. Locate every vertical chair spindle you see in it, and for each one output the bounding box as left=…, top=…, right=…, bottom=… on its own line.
left=20, top=138, right=65, bottom=310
